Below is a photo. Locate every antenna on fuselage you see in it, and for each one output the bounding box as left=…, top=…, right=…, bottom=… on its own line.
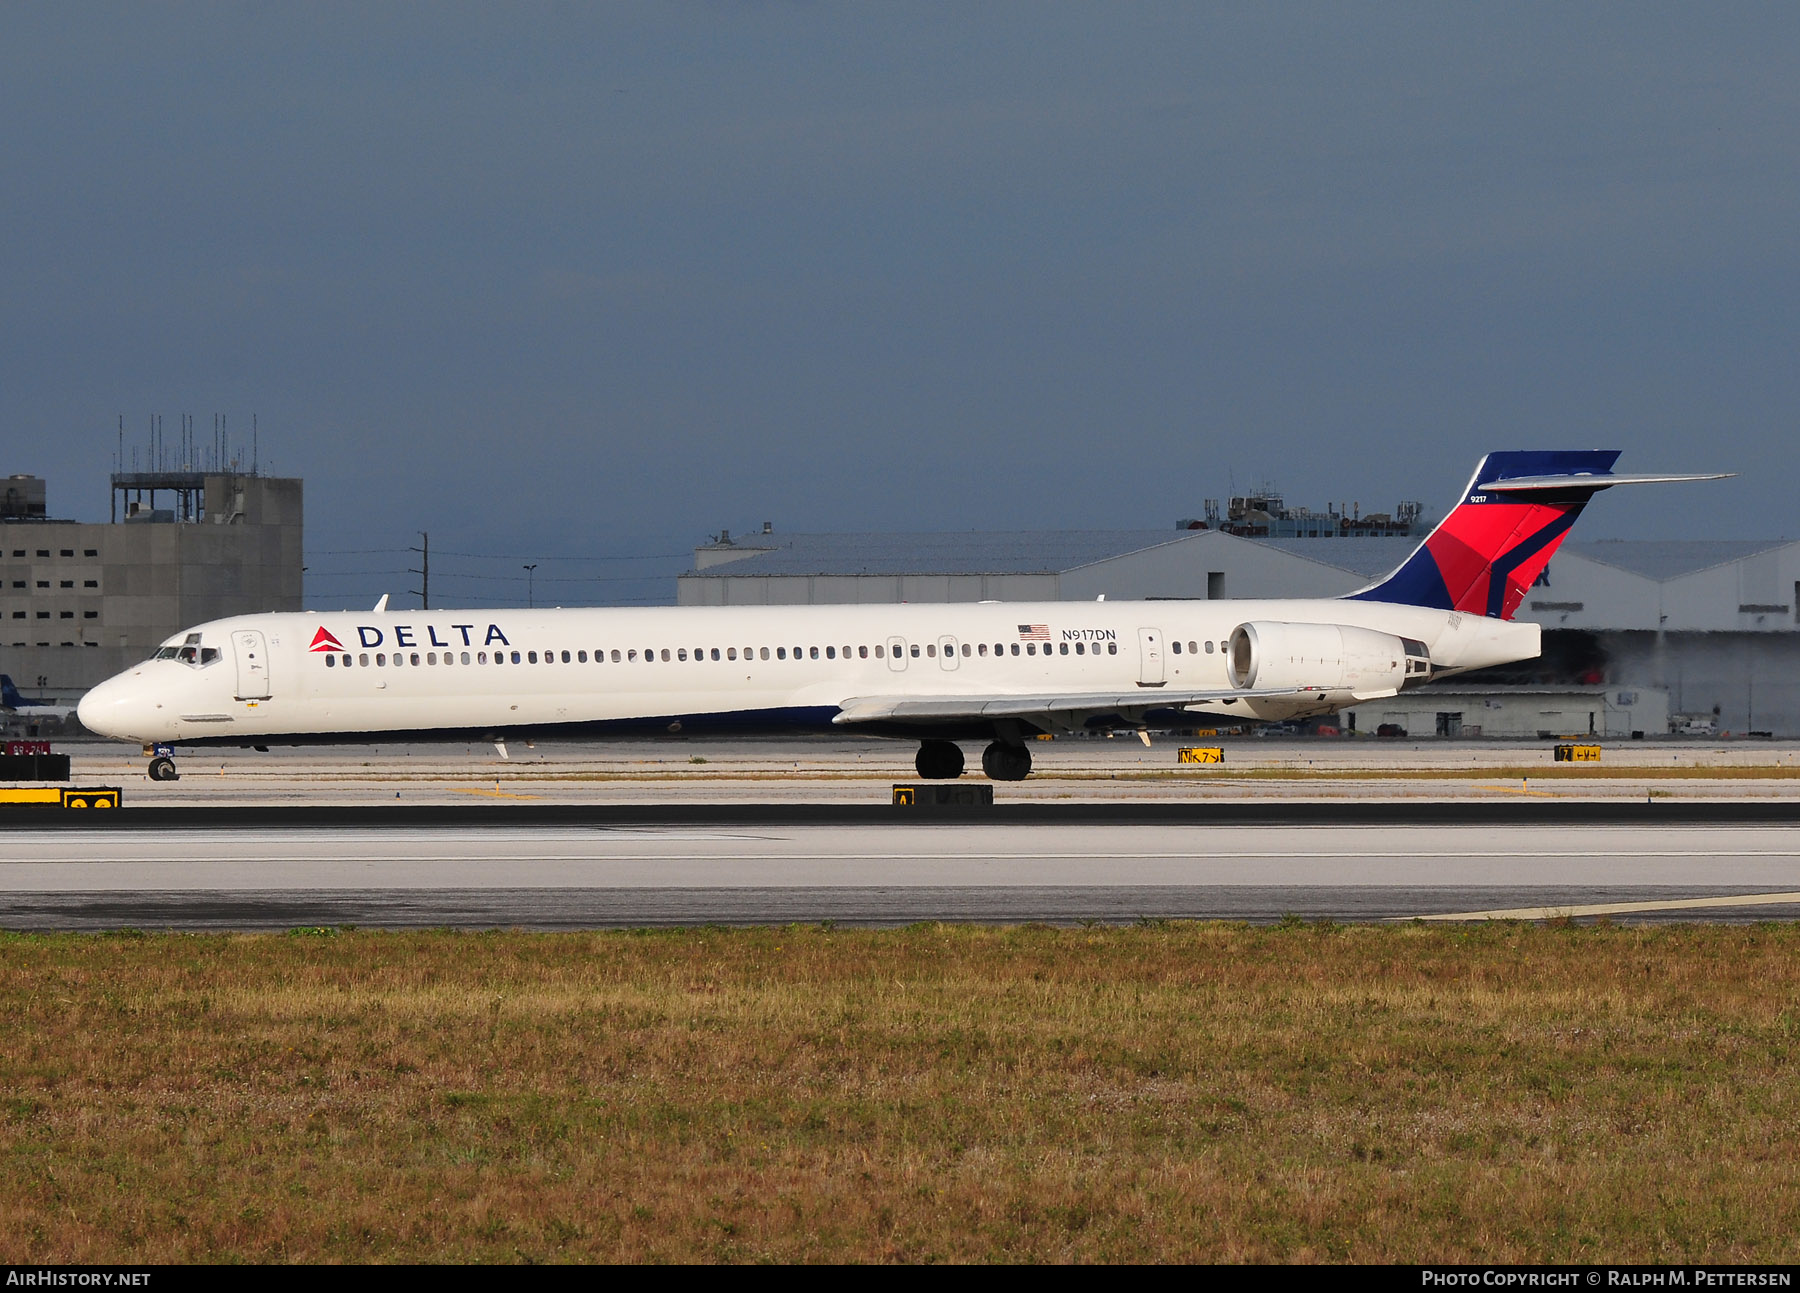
left=372, top=594, right=389, bottom=613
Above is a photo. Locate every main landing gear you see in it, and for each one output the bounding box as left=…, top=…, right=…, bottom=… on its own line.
left=913, top=738, right=1034, bottom=781
left=147, top=756, right=180, bottom=781
left=914, top=739, right=965, bottom=780
left=981, top=740, right=1031, bottom=782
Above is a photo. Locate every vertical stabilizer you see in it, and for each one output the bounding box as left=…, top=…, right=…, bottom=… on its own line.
left=1345, top=450, right=1621, bottom=619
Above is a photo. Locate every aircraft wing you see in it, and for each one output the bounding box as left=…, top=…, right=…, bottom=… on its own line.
left=832, top=685, right=1326, bottom=728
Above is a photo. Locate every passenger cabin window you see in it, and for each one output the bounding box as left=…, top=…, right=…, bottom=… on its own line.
left=359, top=653, right=370, bottom=666
left=326, top=654, right=336, bottom=667
left=761, top=647, right=770, bottom=660
left=874, top=645, right=884, bottom=658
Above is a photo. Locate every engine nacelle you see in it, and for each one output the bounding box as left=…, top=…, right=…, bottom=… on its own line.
left=1227, top=621, right=1430, bottom=699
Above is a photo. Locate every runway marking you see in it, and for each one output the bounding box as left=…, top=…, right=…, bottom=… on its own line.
left=450, top=788, right=544, bottom=801
left=9, top=849, right=1800, bottom=865
left=1408, top=891, right=1800, bottom=921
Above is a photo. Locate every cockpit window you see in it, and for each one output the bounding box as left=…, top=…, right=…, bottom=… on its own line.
left=154, top=641, right=221, bottom=667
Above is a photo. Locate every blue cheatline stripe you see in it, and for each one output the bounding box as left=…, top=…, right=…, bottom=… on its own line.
left=1483, top=506, right=1581, bottom=618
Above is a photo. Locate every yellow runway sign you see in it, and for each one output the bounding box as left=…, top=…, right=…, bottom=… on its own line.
left=0, top=787, right=121, bottom=808
left=1178, top=747, right=1224, bottom=764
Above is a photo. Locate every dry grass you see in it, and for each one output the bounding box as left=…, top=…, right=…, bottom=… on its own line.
left=3, top=923, right=1799, bottom=1262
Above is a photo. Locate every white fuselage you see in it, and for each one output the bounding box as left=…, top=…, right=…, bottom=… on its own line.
left=76, top=598, right=1538, bottom=747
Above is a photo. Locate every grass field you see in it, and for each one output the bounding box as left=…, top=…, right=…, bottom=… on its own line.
left=3, top=922, right=1799, bottom=1262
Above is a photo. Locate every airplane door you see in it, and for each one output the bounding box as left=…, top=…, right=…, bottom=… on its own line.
left=1136, top=627, right=1165, bottom=686
left=887, top=636, right=908, bottom=671
left=232, top=629, right=272, bottom=699
left=938, top=635, right=960, bottom=670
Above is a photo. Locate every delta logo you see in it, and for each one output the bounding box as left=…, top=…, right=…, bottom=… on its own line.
left=309, top=627, right=346, bottom=653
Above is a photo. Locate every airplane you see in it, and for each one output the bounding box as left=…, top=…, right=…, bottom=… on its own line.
left=77, top=451, right=1727, bottom=783
left=1, top=675, right=79, bottom=724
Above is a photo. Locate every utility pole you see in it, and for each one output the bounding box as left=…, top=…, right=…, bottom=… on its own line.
left=523, top=564, right=537, bottom=608
left=408, top=532, right=430, bottom=610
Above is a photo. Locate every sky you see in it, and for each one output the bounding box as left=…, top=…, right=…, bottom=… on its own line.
left=4, top=3, right=1798, bottom=608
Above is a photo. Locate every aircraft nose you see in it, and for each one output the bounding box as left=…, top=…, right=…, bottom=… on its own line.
left=77, top=672, right=157, bottom=740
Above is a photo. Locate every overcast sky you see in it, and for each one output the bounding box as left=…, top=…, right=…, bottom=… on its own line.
left=4, top=4, right=1796, bottom=606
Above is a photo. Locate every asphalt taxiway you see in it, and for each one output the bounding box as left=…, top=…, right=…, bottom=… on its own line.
left=5, top=738, right=1798, bottom=929
left=4, top=816, right=1800, bottom=929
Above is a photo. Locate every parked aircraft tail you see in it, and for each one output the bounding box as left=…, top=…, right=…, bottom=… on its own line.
left=1346, top=451, right=1728, bottom=620
left=0, top=675, right=25, bottom=710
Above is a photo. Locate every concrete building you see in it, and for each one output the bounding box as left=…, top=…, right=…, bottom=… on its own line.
left=681, top=526, right=1800, bottom=737
left=1, top=471, right=303, bottom=712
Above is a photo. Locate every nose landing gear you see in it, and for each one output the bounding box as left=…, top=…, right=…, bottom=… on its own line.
left=143, top=744, right=180, bottom=781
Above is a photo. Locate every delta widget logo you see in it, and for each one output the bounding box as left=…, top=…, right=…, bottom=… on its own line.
left=309, top=627, right=345, bottom=653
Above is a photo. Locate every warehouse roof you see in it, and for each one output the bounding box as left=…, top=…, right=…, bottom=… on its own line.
left=1560, top=539, right=1796, bottom=581
left=687, top=530, right=1187, bottom=577
left=685, top=530, right=1800, bottom=584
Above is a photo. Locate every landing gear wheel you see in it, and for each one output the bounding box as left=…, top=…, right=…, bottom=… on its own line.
left=982, top=741, right=1032, bottom=782
left=147, top=756, right=180, bottom=782
left=914, top=740, right=965, bottom=780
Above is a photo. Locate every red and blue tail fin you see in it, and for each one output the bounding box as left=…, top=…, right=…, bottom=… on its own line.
left=1345, top=450, right=1622, bottom=620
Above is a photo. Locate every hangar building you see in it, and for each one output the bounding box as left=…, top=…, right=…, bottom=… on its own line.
left=681, top=525, right=1800, bottom=737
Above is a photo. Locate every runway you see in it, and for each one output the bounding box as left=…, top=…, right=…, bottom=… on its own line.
left=4, top=816, right=1800, bottom=928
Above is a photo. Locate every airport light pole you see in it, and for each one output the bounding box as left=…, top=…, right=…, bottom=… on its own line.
left=524, top=564, right=537, bottom=609
left=408, top=531, right=429, bottom=610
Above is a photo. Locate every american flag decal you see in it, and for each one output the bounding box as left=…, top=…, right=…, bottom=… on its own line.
left=1017, top=624, right=1050, bottom=640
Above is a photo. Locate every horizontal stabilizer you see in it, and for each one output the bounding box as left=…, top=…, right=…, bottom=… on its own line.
left=1478, top=472, right=1733, bottom=492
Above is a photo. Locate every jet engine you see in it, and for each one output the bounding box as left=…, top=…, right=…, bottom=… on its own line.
left=1227, top=621, right=1431, bottom=698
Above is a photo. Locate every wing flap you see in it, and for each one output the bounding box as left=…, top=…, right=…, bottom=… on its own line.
left=833, top=687, right=1306, bottom=726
